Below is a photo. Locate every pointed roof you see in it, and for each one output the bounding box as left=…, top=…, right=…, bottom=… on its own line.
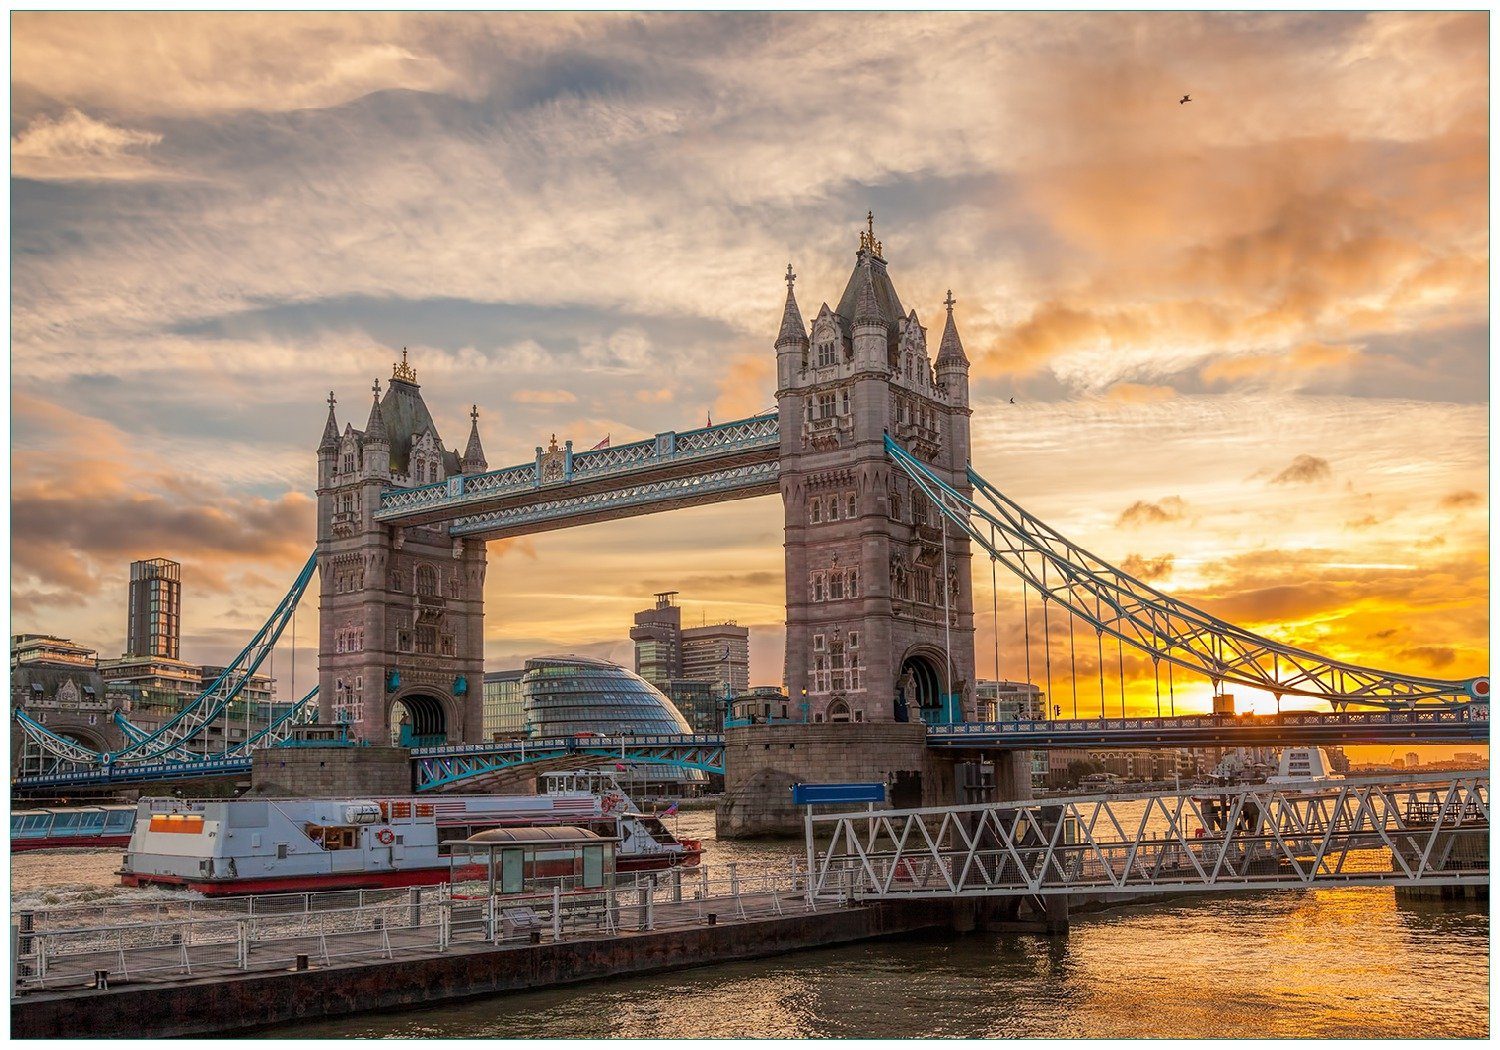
left=776, top=264, right=807, bottom=346
left=936, top=290, right=969, bottom=370
left=852, top=263, right=884, bottom=326
left=836, top=249, right=906, bottom=329
left=462, top=405, right=487, bottom=471
left=364, top=380, right=389, bottom=445
left=318, top=391, right=340, bottom=452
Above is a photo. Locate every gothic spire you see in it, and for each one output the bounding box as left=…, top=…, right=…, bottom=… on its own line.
left=936, top=289, right=969, bottom=370
left=776, top=263, right=808, bottom=346
left=318, top=390, right=340, bottom=452
left=364, top=379, right=389, bottom=445
left=462, top=404, right=488, bottom=472
left=853, top=263, right=883, bottom=327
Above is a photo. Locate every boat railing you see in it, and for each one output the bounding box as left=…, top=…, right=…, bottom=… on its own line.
left=11, top=859, right=823, bottom=994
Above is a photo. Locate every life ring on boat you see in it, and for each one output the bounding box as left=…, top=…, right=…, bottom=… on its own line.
left=375, top=828, right=396, bottom=845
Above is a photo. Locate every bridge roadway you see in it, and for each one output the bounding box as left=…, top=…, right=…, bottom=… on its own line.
left=13, top=708, right=1488, bottom=792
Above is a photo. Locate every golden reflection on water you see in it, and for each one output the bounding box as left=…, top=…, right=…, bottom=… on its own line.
left=11, top=810, right=1488, bottom=1038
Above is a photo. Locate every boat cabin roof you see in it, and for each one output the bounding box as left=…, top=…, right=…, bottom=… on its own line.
left=464, top=826, right=615, bottom=845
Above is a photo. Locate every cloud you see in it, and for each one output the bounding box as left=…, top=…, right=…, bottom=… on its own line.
left=12, top=108, right=165, bottom=181
left=1120, top=553, right=1174, bottom=582
left=1104, top=383, right=1177, bottom=404
left=1270, top=454, right=1332, bottom=485
left=512, top=389, right=578, bottom=405
left=1441, top=489, right=1482, bottom=509
left=1200, top=342, right=1362, bottom=387
left=1116, top=497, right=1187, bottom=527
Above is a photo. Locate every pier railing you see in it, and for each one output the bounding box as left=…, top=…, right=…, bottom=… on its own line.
left=804, top=773, right=1489, bottom=902
left=10, top=860, right=824, bottom=994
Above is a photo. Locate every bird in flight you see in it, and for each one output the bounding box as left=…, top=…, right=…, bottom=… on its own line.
left=1009, top=397, right=1016, bottom=404
left=1180, top=94, right=1192, bottom=104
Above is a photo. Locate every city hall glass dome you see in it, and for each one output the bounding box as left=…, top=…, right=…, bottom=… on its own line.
left=521, top=656, right=692, bottom=737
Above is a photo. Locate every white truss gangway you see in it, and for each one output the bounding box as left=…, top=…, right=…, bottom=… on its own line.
left=804, top=772, right=1488, bottom=902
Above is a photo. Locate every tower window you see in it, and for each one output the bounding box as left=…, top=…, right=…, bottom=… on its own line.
left=841, top=389, right=850, bottom=415
left=846, top=495, right=857, bottom=518
left=816, top=340, right=836, bottom=368
left=817, top=393, right=836, bottom=419
left=341, top=452, right=355, bottom=474
left=416, top=564, right=439, bottom=597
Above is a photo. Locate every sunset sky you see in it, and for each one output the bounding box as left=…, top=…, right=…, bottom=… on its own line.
left=9, top=12, right=1489, bottom=755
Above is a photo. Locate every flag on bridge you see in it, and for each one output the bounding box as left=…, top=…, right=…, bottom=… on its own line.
left=591, top=435, right=610, bottom=450
left=661, top=800, right=679, bottom=817
left=614, top=762, right=627, bottom=771
left=706, top=410, right=713, bottom=427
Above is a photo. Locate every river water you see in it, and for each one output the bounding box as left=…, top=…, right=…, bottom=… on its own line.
left=10, top=808, right=1489, bottom=1038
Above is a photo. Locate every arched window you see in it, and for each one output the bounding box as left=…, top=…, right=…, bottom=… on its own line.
left=828, top=699, right=851, bottom=723
left=341, top=452, right=355, bottom=474
left=828, top=498, right=839, bottom=522
left=810, top=500, right=821, bottom=524
left=846, top=495, right=857, bottom=518
left=416, top=564, right=439, bottom=597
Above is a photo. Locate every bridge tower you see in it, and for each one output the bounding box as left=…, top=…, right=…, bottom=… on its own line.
left=777, top=216, right=976, bottom=725
left=315, top=353, right=487, bottom=745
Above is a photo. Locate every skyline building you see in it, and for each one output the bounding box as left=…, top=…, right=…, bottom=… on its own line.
left=629, top=591, right=750, bottom=727
left=126, top=557, right=181, bottom=660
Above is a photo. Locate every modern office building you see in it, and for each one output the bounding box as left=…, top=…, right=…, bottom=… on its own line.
left=482, top=669, right=528, bottom=740
left=126, top=557, right=182, bottom=660
left=975, top=679, right=1045, bottom=722
left=660, top=678, right=722, bottom=734
left=629, top=591, right=750, bottom=700
left=1405, top=751, right=1421, bottom=768
left=630, top=592, right=683, bottom=684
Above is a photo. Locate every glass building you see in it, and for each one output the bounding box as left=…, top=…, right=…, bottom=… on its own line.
left=482, top=669, right=528, bottom=740
left=521, top=656, right=701, bottom=795
left=522, top=656, right=692, bottom=736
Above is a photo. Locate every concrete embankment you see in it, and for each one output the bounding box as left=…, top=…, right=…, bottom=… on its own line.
left=12, top=902, right=949, bottom=1039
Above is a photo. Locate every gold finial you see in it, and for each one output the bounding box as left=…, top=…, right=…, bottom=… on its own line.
left=858, top=211, right=883, bottom=259
left=548, top=433, right=559, bottom=453
left=392, top=347, right=418, bottom=383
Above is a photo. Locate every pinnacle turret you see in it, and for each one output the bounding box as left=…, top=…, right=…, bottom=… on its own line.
left=935, top=290, right=969, bottom=371
left=364, top=379, right=389, bottom=445
left=318, top=391, right=340, bottom=452
left=462, top=404, right=488, bottom=473
left=776, top=264, right=808, bottom=347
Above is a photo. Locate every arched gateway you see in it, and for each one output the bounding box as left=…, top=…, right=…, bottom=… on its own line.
left=316, top=220, right=977, bottom=744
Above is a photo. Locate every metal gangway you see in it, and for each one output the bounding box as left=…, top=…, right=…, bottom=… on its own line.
left=804, top=772, right=1489, bottom=901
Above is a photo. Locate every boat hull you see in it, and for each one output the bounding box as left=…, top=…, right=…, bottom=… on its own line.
left=14, top=834, right=133, bottom=853
left=120, top=844, right=703, bottom=896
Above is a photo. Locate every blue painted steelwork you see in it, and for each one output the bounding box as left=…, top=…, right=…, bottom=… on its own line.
left=14, top=756, right=252, bottom=790
left=376, top=411, right=780, bottom=526
left=792, top=783, right=887, bottom=805
left=885, top=437, right=1485, bottom=711
left=412, top=733, right=726, bottom=791
left=926, top=706, right=1489, bottom=749
left=13, top=553, right=319, bottom=772
left=448, top=459, right=779, bottom=538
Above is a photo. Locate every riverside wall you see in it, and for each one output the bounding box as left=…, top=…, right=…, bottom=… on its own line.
left=12, top=902, right=951, bottom=1039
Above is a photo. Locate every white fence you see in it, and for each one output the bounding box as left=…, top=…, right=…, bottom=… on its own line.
left=11, top=860, right=820, bottom=994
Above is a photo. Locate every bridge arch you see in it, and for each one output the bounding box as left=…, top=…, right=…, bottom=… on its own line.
left=897, top=646, right=948, bottom=724
left=389, top=690, right=454, bottom=747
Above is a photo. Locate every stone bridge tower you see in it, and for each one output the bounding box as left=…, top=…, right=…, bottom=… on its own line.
left=315, top=352, right=487, bottom=745
left=777, top=216, right=976, bottom=725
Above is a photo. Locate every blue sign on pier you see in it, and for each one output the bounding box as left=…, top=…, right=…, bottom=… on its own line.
left=791, top=782, right=887, bottom=806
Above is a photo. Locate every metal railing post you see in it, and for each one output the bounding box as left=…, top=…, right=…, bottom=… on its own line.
left=237, top=919, right=249, bottom=970
left=552, top=885, right=562, bottom=941
left=645, top=890, right=654, bottom=932
left=700, top=865, right=709, bottom=900
left=409, top=886, right=421, bottom=929
left=671, top=866, right=682, bottom=903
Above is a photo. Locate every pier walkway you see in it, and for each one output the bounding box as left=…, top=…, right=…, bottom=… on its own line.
left=805, top=772, right=1489, bottom=902
left=12, top=862, right=816, bottom=995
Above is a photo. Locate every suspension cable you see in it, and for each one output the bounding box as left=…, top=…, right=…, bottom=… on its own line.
left=1041, top=559, right=1054, bottom=717
left=1153, top=656, right=1162, bottom=718
left=1068, top=603, right=1079, bottom=719
left=1096, top=627, right=1106, bottom=718
left=990, top=525, right=1000, bottom=687
left=1117, top=633, right=1127, bottom=718
left=1022, top=572, right=1032, bottom=688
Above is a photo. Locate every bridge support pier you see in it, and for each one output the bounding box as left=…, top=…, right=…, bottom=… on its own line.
left=251, top=744, right=414, bottom=796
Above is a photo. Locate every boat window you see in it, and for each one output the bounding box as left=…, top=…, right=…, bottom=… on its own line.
left=306, top=824, right=360, bottom=850
left=582, top=846, right=605, bottom=889
left=105, top=810, right=136, bottom=830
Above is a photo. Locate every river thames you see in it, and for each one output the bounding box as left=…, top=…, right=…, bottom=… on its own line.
left=10, top=808, right=1487, bottom=1038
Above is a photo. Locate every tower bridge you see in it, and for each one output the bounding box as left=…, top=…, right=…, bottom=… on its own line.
left=13, top=217, right=1488, bottom=820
